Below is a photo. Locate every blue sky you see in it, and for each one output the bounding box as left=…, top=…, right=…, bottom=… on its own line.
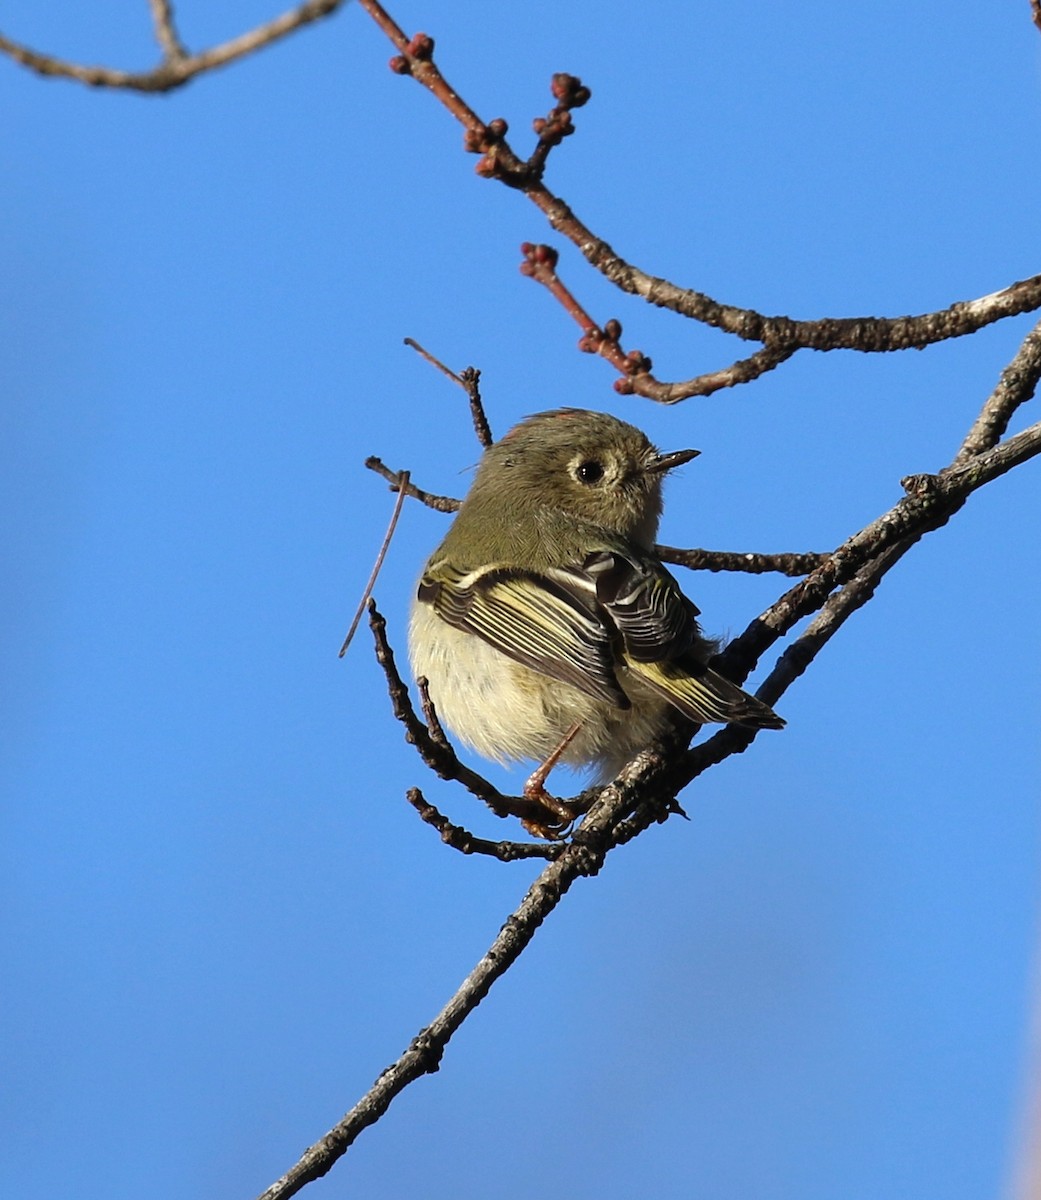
left=3, top=3, right=1040, bottom=1198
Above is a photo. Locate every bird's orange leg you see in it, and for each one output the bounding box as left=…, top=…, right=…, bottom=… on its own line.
left=521, top=721, right=583, bottom=838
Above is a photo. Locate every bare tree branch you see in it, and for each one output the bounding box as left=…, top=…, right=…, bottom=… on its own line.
left=17, top=5, right=1030, bottom=1192
left=367, top=601, right=591, bottom=830
left=406, top=788, right=562, bottom=861
left=338, top=471, right=410, bottom=658
left=717, top=412, right=1041, bottom=692
left=519, top=242, right=799, bottom=399
left=254, top=294, right=1041, bottom=1193
left=364, top=456, right=460, bottom=512
left=956, top=319, right=1041, bottom=459
left=553, top=329, right=1041, bottom=843
left=356, top=0, right=1041, bottom=399
left=657, top=546, right=829, bottom=577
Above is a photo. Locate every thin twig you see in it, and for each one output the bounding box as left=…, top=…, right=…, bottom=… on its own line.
left=339, top=472, right=410, bottom=658
left=406, top=789, right=562, bottom=861
left=403, top=337, right=465, bottom=387
left=403, top=337, right=493, bottom=446
left=368, top=602, right=507, bottom=813
left=364, top=457, right=460, bottom=512
left=623, top=342, right=797, bottom=402
left=360, top=466, right=827, bottom=578
left=147, top=0, right=188, bottom=60
left=368, top=601, right=582, bottom=829
left=520, top=243, right=798, bottom=399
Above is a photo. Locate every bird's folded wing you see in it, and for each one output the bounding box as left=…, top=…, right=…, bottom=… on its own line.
left=562, top=549, right=786, bottom=730
left=570, top=548, right=699, bottom=662
left=626, top=656, right=785, bottom=729
left=418, top=560, right=629, bottom=708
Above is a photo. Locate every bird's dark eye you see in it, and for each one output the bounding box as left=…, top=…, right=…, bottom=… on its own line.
left=576, top=459, right=604, bottom=484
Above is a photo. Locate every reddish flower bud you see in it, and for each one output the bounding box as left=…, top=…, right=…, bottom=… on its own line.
left=407, top=33, right=434, bottom=59
left=520, top=243, right=559, bottom=272
left=550, top=73, right=591, bottom=108
left=550, top=72, right=576, bottom=101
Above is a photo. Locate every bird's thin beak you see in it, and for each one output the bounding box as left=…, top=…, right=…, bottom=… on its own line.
left=648, top=447, right=700, bottom=473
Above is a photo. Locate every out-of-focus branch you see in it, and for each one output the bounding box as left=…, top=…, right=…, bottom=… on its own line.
left=0, top=0, right=344, bottom=91
left=147, top=0, right=187, bottom=60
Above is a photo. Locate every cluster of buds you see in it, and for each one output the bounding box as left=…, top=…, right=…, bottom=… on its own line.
left=550, top=72, right=591, bottom=109
left=532, top=73, right=591, bottom=152
left=464, top=118, right=512, bottom=178
left=388, top=32, right=434, bottom=75
left=519, top=242, right=560, bottom=277
left=578, top=318, right=652, bottom=377
left=389, top=49, right=593, bottom=185
left=611, top=346, right=654, bottom=393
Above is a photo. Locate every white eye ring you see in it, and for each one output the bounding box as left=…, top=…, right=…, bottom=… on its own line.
left=573, top=458, right=605, bottom=484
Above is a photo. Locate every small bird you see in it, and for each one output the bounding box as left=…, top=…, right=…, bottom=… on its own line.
left=409, top=408, right=783, bottom=831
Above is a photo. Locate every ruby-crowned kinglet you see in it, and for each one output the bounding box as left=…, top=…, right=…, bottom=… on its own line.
left=409, top=408, right=783, bottom=816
